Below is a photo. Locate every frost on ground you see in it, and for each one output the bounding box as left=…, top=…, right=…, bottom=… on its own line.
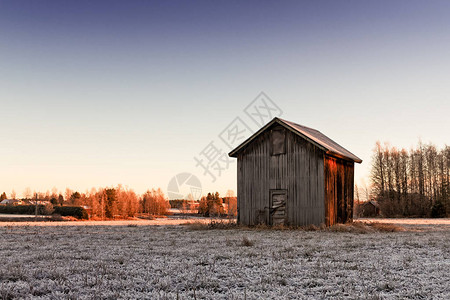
left=0, top=223, right=448, bottom=299
left=360, top=218, right=450, bottom=232
left=0, top=217, right=212, bottom=227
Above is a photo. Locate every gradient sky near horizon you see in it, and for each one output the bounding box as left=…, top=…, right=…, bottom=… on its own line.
left=1, top=0, right=449, bottom=198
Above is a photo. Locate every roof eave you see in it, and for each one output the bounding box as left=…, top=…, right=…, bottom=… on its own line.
left=326, top=151, right=363, bottom=164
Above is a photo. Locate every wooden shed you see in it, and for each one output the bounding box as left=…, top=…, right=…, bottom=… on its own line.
left=359, top=200, right=380, bottom=217
left=228, top=117, right=362, bottom=227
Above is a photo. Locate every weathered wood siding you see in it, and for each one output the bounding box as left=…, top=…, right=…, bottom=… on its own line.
left=324, top=157, right=354, bottom=226
left=237, top=125, right=325, bottom=226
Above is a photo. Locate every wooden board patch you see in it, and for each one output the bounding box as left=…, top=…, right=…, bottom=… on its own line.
left=270, top=190, right=287, bottom=225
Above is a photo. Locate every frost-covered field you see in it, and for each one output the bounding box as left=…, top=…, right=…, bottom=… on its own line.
left=0, top=222, right=449, bottom=299
left=360, top=218, right=450, bottom=232
left=0, top=217, right=211, bottom=227
left=0, top=214, right=38, bottom=218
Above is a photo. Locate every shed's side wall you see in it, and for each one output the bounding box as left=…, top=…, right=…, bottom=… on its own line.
left=237, top=128, right=325, bottom=226
left=324, top=157, right=354, bottom=226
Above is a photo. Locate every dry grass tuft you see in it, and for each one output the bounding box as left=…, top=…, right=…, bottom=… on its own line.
left=252, top=223, right=326, bottom=231
left=241, top=236, right=255, bottom=247
left=270, top=224, right=291, bottom=231
left=208, top=219, right=238, bottom=229
left=183, top=219, right=238, bottom=230
left=253, top=223, right=270, bottom=230
left=253, top=223, right=301, bottom=231
left=301, top=224, right=325, bottom=231
left=183, top=220, right=209, bottom=230
left=366, top=222, right=404, bottom=232
left=327, top=224, right=353, bottom=233
left=327, top=221, right=404, bottom=233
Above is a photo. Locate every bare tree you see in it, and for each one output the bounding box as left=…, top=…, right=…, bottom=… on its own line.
left=371, top=141, right=385, bottom=196
left=64, top=188, right=73, bottom=205
left=391, top=147, right=401, bottom=202
left=23, top=187, right=32, bottom=199
left=370, top=141, right=448, bottom=217
left=400, top=149, right=409, bottom=213
left=225, top=189, right=237, bottom=218
left=141, top=188, right=170, bottom=216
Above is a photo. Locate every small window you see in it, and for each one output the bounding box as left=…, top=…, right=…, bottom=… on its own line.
left=271, top=129, right=285, bottom=155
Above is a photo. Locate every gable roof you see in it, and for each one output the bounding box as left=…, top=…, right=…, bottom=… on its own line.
left=228, top=117, right=362, bottom=163
left=0, top=199, right=21, bottom=205
left=364, top=200, right=380, bottom=208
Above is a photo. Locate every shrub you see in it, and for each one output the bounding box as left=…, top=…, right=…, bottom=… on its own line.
left=42, top=202, right=54, bottom=215
left=0, top=205, right=46, bottom=215
left=431, top=201, right=446, bottom=218
left=53, top=206, right=88, bottom=219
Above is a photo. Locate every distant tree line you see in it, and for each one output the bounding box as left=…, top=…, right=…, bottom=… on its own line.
left=1, top=186, right=171, bottom=219
left=371, top=141, right=449, bottom=217
left=198, top=191, right=237, bottom=217
left=65, top=186, right=171, bottom=219
left=2, top=187, right=239, bottom=219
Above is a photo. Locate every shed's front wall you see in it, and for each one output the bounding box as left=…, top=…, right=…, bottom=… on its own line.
left=237, top=127, right=325, bottom=226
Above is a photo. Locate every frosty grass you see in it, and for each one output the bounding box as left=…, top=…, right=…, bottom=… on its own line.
left=0, top=220, right=448, bottom=299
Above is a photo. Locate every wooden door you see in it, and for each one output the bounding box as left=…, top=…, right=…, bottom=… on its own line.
left=270, top=190, right=287, bottom=226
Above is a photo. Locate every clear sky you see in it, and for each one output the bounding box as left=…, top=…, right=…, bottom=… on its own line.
left=1, top=1, right=449, bottom=198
